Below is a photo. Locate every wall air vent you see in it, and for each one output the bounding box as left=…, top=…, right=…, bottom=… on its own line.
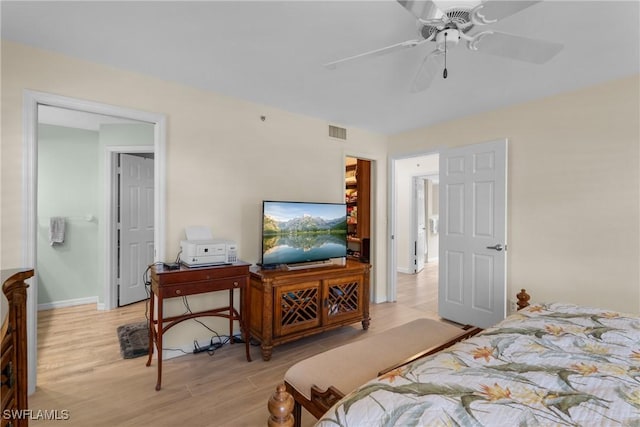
left=328, top=125, right=347, bottom=140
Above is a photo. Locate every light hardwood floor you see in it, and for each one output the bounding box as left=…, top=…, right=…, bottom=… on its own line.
left=30, top=263, right=439, bottom=426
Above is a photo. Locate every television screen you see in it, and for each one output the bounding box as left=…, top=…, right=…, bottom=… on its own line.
left=261, top=201, right=347, bottom=267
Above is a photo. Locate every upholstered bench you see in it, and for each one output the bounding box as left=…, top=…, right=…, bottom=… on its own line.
left=283, top=318, right=481, bottom=426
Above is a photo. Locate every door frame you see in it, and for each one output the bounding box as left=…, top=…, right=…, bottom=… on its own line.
left=22, top=90, right=166, bottom=394
left=388, top=149, right=440, bottom=301
left=107, top=149, right=155, bottom=308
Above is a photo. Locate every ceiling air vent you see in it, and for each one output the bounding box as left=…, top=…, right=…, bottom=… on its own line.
left=328, top=125, right=347, bottom=140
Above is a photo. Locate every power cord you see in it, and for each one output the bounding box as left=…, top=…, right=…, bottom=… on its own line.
left=181, top=296, right=226, bottom=336
left=192, top=334, right=261, bottom=354
left=231, top=334, right=262, bottom=347
left=181, top=296, right=231, bottom=355
left=143, top=264, right=155, bottom=322
left=163, top=347, right=191, bottom=355
left=193, top=335, right=231, bottom=355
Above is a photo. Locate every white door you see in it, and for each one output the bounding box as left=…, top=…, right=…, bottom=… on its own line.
left=413, top=177, right=427, bottom=273
left=438, top=139, right=507, bottom=328
left=119, top=153, right=154, bottom=306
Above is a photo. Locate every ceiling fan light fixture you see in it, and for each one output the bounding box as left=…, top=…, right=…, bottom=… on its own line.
left=436, top=28, right=460, bottom=49
left=420, top=8, right=474, bottom=40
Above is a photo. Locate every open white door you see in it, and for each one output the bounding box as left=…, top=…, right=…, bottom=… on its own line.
left=119, top=153, right=154, bottom=306
left=413, top=177, right=427, bottom=273
left=438, top=139, right=507, bottom=328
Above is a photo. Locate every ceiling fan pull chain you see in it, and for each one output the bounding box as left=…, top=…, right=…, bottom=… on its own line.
left=443, top=31, right=448, bottom=79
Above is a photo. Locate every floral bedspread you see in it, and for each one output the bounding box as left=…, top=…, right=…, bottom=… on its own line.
left=316, top=303, right=640, bottom=426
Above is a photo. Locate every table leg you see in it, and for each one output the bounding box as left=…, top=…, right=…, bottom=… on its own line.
left=145, top=290, right=155, bottom=367
left=242, top=282, right=251, bottom=362
left=229, top=288, right=235, bottom=344
left=155, top=294, right=163, bottom=391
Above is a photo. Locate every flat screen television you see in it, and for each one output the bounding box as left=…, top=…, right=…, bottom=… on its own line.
left=261, top=200, right=347, bottom=268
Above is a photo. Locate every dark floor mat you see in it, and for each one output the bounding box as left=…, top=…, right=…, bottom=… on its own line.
left=117, top=321, right=149, bottom=359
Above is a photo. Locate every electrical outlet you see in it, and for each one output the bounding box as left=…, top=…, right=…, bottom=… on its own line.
left=509, top=300, right=517, bottom=314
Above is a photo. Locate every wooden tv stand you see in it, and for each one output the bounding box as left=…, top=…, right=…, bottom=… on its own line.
left=249, top=259, right=370, bottom=361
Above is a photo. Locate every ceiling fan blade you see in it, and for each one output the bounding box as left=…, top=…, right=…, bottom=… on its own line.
left=396, top=0, right=443, bottom=23
left=411, top=49, right=444, bottom=92
left=472, top=1, right=541, bottom=25
left=324, top=39, right=427, bottom=69
left=469, top=31, right=563, bottom=64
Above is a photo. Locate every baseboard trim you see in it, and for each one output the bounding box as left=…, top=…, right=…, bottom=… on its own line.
left=397, top=267, right=412, bottom=274
left=38, top=296, right=99, bottom=311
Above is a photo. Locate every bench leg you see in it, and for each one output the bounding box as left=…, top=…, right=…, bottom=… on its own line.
left=268, top=384, right=294, bottom=427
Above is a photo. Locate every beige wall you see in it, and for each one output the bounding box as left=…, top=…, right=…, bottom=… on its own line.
left=1, top=41, right=388, bottom=354
left=390, top=74, right=640, bottom=313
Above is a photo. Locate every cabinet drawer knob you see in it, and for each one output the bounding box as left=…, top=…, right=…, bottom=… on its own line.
left=175, top=289, right=182, bottom=295
left=233, top=281, right=239, bottom=287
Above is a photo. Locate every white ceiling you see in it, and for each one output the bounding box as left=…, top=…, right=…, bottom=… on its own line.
left=2, top=1, right=639, bottom=135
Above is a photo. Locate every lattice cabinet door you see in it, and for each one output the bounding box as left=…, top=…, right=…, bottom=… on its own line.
left=324, top=274, right=363, bottom=325
left=274, top=281, right=322, bottom=337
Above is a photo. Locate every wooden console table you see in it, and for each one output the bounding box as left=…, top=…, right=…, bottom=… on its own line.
left=146, top=262, right=251, bottom=390
left=250, top=260, right=370, bottom=361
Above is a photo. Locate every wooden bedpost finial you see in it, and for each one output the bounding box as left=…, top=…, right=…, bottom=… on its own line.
left=268, top=383, right=294, bottom=427
left=516, top=289, right=530, bottom=310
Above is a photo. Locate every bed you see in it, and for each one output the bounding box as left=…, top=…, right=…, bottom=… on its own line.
left=268, top=296, right=640, bottom=426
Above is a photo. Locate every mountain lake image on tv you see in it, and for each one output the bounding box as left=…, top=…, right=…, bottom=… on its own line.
left=262, top=201, right=347, bottom=267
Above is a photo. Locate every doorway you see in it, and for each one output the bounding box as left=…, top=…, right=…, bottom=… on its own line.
left=389, top=140, right=508, bottom=329
left=115, top=152, right=155, bottom=306
left=344, top=153, right=382, bottom=302
left=37, top=107, right=155, bottom=310
left=23, top=90, right=166, bottom=394
left=411, top=175, right=438, bottom=274
left=389, top=153, right=439, bottom=316
left=116, top=152, right=155, bottom=306
left=345, top=157, right=371, bottom=262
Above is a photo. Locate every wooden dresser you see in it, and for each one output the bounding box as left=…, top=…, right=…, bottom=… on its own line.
left=249, top=260, right=370, bottom=361
left=1, top=268, right=33, bottom=427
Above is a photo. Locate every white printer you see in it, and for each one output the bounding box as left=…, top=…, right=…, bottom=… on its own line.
left=179, top=226, right=238, bottom=267
left=180, top=238, right=238, bottom=266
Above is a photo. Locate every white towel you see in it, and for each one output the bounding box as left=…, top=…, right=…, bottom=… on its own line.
left=49, top=217, right=66, bottom=246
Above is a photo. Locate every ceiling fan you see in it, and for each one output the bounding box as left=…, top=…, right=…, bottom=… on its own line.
left=324, top=0, right=563, bottom=92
